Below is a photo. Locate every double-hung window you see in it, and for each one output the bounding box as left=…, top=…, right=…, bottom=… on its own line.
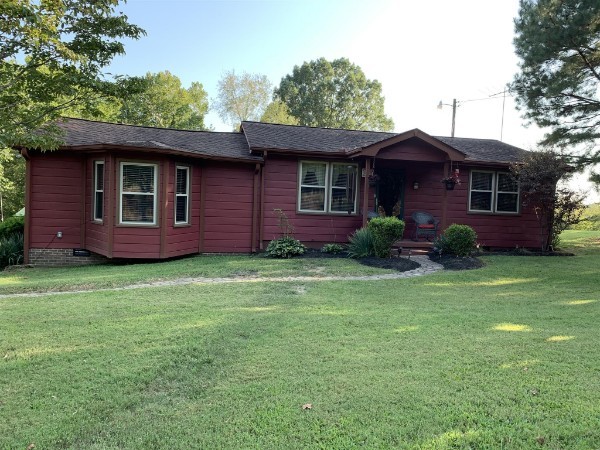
left=93, top=161, right=104, bottom=222
left=120, top=162, right=158, bottom=225
left=175, top=166, right=190, bottom=225
left=298, top=161, right=358, bottom=214
left=469, top=170, right=519, bottom=214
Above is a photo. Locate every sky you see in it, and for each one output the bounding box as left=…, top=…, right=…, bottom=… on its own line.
left=107, top=0, right=598, bottom=202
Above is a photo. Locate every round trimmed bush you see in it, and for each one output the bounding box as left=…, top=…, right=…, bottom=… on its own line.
left=367, top=217, right=405, bottom=258
left=436, top=224, right=477, bottom=256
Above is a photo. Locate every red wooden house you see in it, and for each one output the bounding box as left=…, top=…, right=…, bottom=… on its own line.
left=20, top=118, right=538, bottom=265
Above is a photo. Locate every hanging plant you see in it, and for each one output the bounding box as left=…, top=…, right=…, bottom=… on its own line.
left=441, top=169, right=461, bottom=190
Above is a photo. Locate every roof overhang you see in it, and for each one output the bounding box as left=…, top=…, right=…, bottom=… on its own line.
left=349, top=128, right=466, bottom=161
left=48, top=143, right=264, bottom=164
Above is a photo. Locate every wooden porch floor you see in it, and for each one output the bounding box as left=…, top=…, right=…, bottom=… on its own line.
left=393, top=239, right=433, bottom=256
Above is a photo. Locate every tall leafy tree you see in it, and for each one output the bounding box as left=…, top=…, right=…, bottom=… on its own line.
left=120, top=71, right=209, bottom=130
left=214, top=70, right=272, bottom=129
left=0, top=148, right=25, bottom=220
left=0, top=0, right=145, bottom=150
left=512, top=0, right=600, bottom=179
left=260, top=100, right=299, bottom=125
left=276, top=57, right=394, bottom=132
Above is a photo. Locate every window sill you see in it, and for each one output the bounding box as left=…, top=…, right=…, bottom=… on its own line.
left=174, top=223, right=192, bottom=228
left=467, top=211, right=521, bottom=217
left=297, top=210, right=359, bottom=217
left=116, top=223, right=160, bottom=228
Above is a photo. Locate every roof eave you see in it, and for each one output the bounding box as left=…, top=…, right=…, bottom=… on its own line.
left=55, top=144, right=263, bottom=164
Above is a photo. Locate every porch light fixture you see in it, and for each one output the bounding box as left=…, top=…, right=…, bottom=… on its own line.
left=413, top=181, right=419, bottom=190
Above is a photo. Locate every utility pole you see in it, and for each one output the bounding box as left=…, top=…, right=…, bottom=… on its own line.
left=451, top=98, right=457, bottom=138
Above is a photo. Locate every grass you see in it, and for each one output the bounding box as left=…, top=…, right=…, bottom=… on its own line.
left=0, top=253, right=395, bottom=295
left=1, top=231, right=599, bottom=448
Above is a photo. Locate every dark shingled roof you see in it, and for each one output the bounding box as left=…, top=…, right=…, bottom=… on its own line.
left=57, top=118, right=262, bottom=162
left=242, top=121, right=528, bottom=163
left=435, top=136, right=529, bottom=163
left=241, top=121, right=396, bottom=153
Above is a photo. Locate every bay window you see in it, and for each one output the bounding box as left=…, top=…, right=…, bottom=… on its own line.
left=120, top=162, right=158, bottom=225
left=175, top=166, right=190, bottom=225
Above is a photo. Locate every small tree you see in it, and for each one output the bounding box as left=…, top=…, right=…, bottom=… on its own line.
left=511, top=150, right=585, bottom=250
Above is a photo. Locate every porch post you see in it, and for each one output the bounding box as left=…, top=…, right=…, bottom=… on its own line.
left=441, top=161, right=449, bottom=230
left=362, top=158, right=371, bottom=227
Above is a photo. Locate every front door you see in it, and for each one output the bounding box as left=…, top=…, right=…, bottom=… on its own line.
left=375, top=169, right=405, bottom=218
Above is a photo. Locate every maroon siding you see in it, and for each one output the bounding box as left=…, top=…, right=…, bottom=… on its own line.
left=29, top=152, right=83, bottom=249
left=262, top=155, right=363, bottom=247
left=164, top=161, right=201, bottom=258
left=202, top=162, right=255, bottom=252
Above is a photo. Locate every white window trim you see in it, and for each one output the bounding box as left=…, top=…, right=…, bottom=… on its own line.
left=119, top=162, right=158, bottom=225
left=174, top=165, right=190, bottom=225
left=469, top=170, right=519, bottom=214
left=92, top=160, right=104, bottom=222
left=297, top=161, right=359, bottom=214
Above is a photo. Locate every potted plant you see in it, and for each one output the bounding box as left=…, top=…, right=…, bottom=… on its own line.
left=441, top=170, right=461, bottom=190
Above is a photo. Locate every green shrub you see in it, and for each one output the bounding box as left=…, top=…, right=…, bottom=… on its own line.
left=266, top=236, right=306, bottom=258
left=435, top=224, right=477, bottom=256
left=321, top=243, right=345, bottom=254
left=367, top=217, right=405, bottom=258
left=0, top=233, right=24, bottom=269
left=0, top=216, right=24, bottom=239
left=347, top=227, right=374, bottom=258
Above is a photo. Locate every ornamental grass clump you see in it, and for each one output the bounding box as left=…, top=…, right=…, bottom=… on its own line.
left=435, top=224, right=477, bottom=257
left=0, top=233, right=23, bottom=269
left=367, top=217, right=405, bottom=258
left=346, top=227, right=374, bottom=258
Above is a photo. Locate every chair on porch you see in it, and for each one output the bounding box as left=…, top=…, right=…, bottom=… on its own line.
left=411, top=211, right=440, bottom=241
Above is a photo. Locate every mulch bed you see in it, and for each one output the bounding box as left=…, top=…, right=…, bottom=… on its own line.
left=358, top=256, right=420, bottom=272
left=428, top=253, right=485, bottom=271
left=299, top=249, right=420, bottom=272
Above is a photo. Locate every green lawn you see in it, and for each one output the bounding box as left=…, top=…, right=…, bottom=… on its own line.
left=1, top=231, right=599, bottom=449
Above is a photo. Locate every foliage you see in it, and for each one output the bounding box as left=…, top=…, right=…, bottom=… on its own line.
left=0, top=215, right=24, bottom=239
left=0, top=232, right=23, bottom=268
left=321, top=243, right=345, bottom=254
left=266, top=236, right=306, bottom=258
left=260, top=100, right=299, bottom=125
left=0, top=148, right=25, bottom=219
left=119, top=71, right=209, bottom=130
left=275, top=57, right=394, bottom=131
left=0, top=0, right=146, bottom=149
left=512, top=0, right=600, bottom=180
left=569, top=203, right=600, bottom=231
left=346, top=227, right=375, bottom=258
left=434, top=224, right=477, bottom=257
left=511, top=150, right=585, bottom=250
left=367, top=217, right=405, bottom=258
left=214, top=70, right=272, bottom=129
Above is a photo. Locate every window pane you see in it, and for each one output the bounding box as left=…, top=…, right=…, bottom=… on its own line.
left=176, top=196, right=187, bottom=222
left=470, top=192, right=492, bottom=211
left=301, top=163, right=326, bottom=186
left=122, top=194, right=154, bottom=223
left=497, top=173, right=518, bottom=192
left=123, top=165, right=155, bottom=193
left=95, top=163, right=104, bottom=191
left=330, top=164, right=357, bottom=213
left=497, top=193, right=518, bottom=212
left=331, top=188, right=354, bottom=212
left=94, top=192, right=103, bottom=220
left=300, top=187, right=325, bottom=211
left=471, top=172, right=493, bottom=191
left=176, top=168, right=188, bottom=195
left=331, top=164, right=354, bottom=187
